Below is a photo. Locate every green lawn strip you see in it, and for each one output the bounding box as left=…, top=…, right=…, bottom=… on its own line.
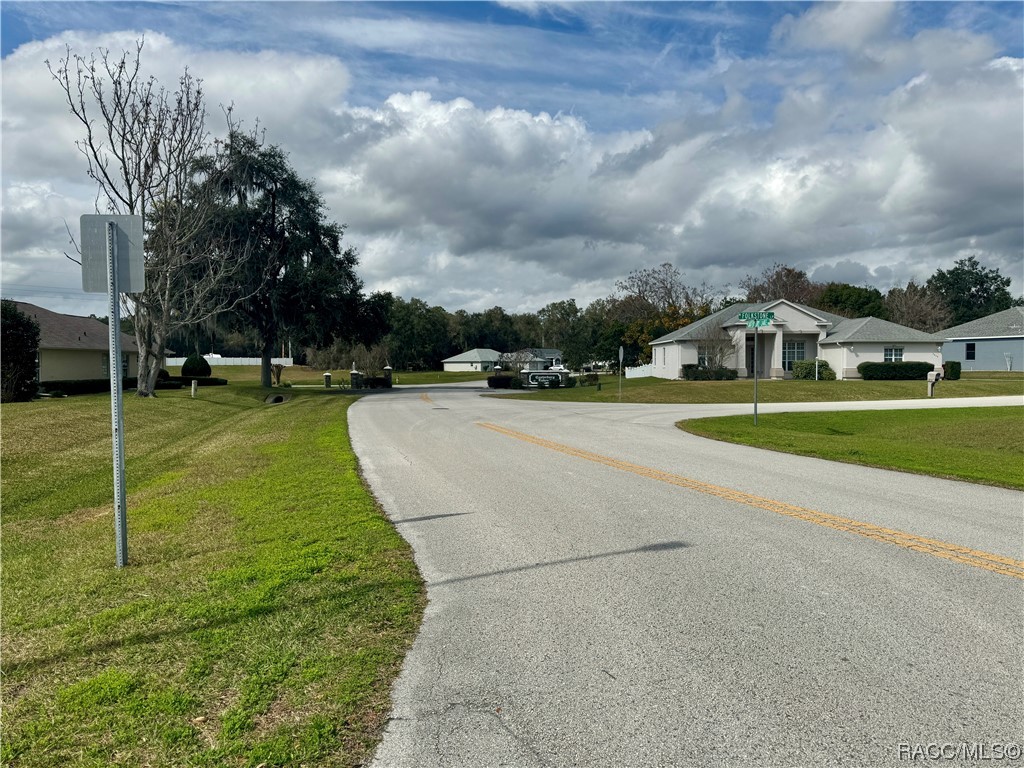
left=496, top=376, right=1024, bottom=404
left=1, top=387, right=425, bottom=767
left=679, top=407, right=1024, bottom=489
left=201, top=366, right=489, bottom=387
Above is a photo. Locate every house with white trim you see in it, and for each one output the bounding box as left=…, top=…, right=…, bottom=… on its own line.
left=649, top=300, right=943, bottom=380
left=937, top=307, right=1024, bottom=372
left=442, top=348, right=501, bottom=372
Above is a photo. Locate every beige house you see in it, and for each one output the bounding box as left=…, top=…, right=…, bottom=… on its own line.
left=650, top=300, right=943, bottom=381
left=15, top=302, right=139, bottom=382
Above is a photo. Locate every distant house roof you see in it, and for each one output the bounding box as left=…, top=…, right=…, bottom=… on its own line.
left=938, top=307, right=1024, bottom=340
left=13, top=302, right=139, bottom=353
left=651, top=300, right=848, bottom=345
left=442, top=348, right=501, bottom=364
left=651, top=299, right=937, bottom=346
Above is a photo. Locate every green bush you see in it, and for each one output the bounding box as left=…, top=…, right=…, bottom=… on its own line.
left=488, top=375, right=514, bottom=389
left=578, top=373, right=600, bottom=387
left=857, top=361, right=935, bottom=380
left=1, top=300, right=40, bottom=403
left=943, top=361, right=962, bottom=381
left=564, top=376, right=577, bottom=388
left=39, top=378, right=139, bottom=396
left=682, top=365, right=739, bottom=381
left=157, top=368, right=170, bottom=381
left=181, top=353, right=212, bottom=377
left=509, top=376, right=524, bottom=389
left=792, top=359, right=837, bottom=380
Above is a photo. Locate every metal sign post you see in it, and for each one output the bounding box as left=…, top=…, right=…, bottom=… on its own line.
left=106, top=222, right=128, bottom=567
left=618, top=345, right=624, bottom=402
left=81, top=214, right=144, bottom=568
left=738, top=311, right=775, bottom=426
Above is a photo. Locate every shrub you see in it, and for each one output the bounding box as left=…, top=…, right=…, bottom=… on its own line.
left=942, top=361, right=961, bottom=381
left=792, top=359, right=837, bottom=380
left=157, top=368, right=170, bottom=381
left=681, top=365, right=739, bottom=381
left=857, top=361, right=935, bottom=380
left=39, top=378, right=139, bottom=396
left=181, top=353, right=212, bottom=377
left=564, top=376, right=577, bottom=388
left=365, top=376, right=391, bottom=389
left=488, top=375, right=514, bottom=389
left=579, top=373, right=600, bottom=387
left=509, top=376, right=524, bottom=389
left=1, top=300, right=40, bottom=403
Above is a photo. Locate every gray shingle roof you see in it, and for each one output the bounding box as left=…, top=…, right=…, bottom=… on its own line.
left=13, top=302, right=139, bottom=353
left=820, top=317, right=940, bottom=344
left=938, top=307, right=1024, bottom=339
left=650, top=300, right=848, bottom=344
left=442, top=348, right=501, bottom=363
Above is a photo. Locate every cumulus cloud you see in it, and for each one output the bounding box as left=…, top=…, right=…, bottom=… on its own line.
left=2, top=4, right=1021, bottom=318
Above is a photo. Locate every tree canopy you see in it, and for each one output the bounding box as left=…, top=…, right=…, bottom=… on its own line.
left=926, top=255, right=1018, bottom=326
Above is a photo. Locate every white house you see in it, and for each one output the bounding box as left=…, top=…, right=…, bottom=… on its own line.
left=14, top=302, right=139, bottom=383
left=442, top=348, right=501, bottom=372
left=650, top=300, right=943, bottom=381
left=938, top=307, right=1024, bottom=372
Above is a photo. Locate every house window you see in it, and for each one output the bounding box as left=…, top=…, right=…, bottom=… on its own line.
left=661, top=347, right=666, bottom=366
left=101, top=353, right=109, bottom=377
left=697, top=345, right=710, bottom=368
left=884, top=347, right=904, bottom=362
left=122, top=353, right=129, bottom=378
left=966, top=343, right=976, bottom=361
left=782, top=341, right=805, bottom=371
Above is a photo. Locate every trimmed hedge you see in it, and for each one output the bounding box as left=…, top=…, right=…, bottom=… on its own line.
left=942, top=361, right=961, bottom=381
left=792, top=359, right=836, bottom=381
left=488, top=375, right=514, bottom=389
left=681, top=365, right=739, bottom=381
left=181, top=353, right=212, bottom=377
left=857, top=361, right=935, bottom=380
left=365, top=376, right=392, bottom=389
left=577, top=373, right=600, bottom=387
left=40, top=378, right=138, bottom=396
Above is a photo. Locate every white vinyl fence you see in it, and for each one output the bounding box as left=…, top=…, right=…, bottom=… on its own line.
left=624, top=364, right=653, bottom=379
left=164, top=357, right=293, bottom=367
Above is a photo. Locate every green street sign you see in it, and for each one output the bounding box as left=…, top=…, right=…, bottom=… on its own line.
left=746, top=319, right=772, bottom=328
left=738, top=311, right=775, bottom=321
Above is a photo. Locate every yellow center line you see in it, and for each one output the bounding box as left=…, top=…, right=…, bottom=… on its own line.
left=476, top=422, right=1024, bottom=580
left=421, top=393, right=434, bottom=404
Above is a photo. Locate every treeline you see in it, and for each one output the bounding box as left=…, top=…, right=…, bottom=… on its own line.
left=175, top=256, right=1020, bottom=372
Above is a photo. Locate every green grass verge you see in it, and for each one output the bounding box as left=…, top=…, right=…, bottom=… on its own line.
left=1, top=385, right=424, bottom=767
left=496, top=376, right=1024, bottom=403
left=679, top=407, right=1024, bottom=489
left=200, top=366, right=488, bottom=387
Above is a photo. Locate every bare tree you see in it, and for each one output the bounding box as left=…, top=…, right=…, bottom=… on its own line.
left=740, top=263, right=824, bottom=306
left=884, top=281, right=952, bottom=332
left=693, top=322, right=736, bottom=371
left=615, top=262, right=718, bottom=317
left=48, top=40, right=257, bottom=396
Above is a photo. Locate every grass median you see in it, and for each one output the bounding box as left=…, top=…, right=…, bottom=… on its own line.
left=1, top=385, right=424, bottom=767
left=679, top=407, right=1024, bottom=489
left=498, top=375, right=1024, bottom=403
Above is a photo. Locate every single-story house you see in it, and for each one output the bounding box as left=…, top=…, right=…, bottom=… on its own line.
left=650, top=300, right=943, bottom=381
left=505, top=348, right=563, bottom=371
left=442, top=348, right=501, bottom=372
left=14, top=302, right=139, bottom=382
left=937, top=307, right=1024, bottom=372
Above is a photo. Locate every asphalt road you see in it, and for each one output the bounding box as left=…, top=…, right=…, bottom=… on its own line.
left=350, top=387, right=1024, bottom=768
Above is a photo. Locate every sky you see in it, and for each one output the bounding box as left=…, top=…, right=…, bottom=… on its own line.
left=2, top=1, right=1022, bottom=318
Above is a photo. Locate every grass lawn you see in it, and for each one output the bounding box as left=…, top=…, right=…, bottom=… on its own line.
left=498, top=376, right=1024, bottom=403
left=680, top=407, right=1024, bottom=489
left=199, top=365, right=488, bottom=387
left=1, top=385, right=424, bottom=767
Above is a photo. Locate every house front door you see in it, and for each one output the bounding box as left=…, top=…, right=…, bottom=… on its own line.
left=746, top=342, right=755, bottom=378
